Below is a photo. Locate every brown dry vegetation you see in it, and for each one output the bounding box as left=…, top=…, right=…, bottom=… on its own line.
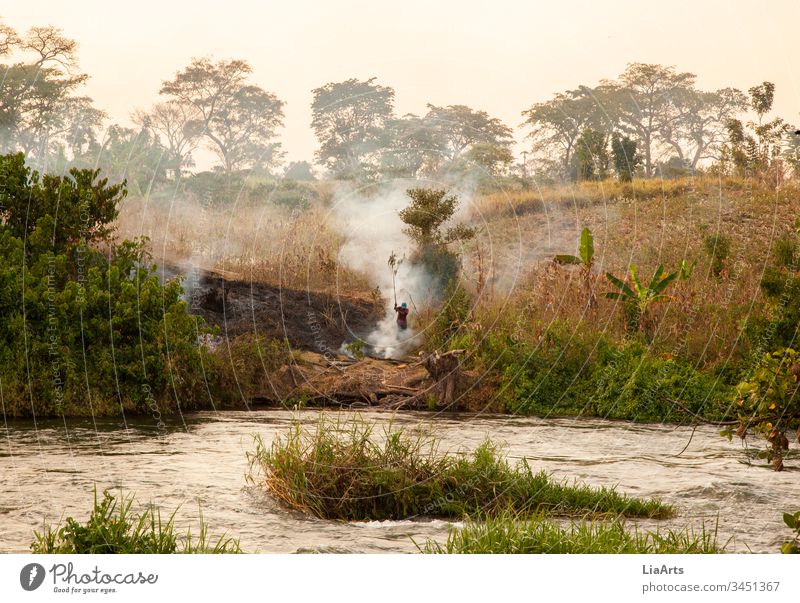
left=116, top=194, right=372, bottom=294
left=461, top=176, right=800, bottom=373
left=112, top=176, right=800, bottom=418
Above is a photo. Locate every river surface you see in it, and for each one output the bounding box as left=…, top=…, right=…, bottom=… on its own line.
left=1, top=410, right=797, bottom=553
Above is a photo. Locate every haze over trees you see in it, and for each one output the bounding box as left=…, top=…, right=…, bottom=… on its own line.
left=0, top=23, right=104, bottom=171
left=310, top=77, right=515, bottom=181
left=159, top=58, right=285, bottom=174
left=2, top=17, right=799, bottom=187
left=521, top=63, right=762, bottom=182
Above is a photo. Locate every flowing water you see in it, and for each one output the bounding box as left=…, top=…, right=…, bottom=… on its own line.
left=1, top=410, right=797, bottom=553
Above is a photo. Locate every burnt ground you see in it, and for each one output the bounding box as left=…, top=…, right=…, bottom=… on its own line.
left=158, top=263, right=493, bottom=411
left=160, top=263, right=383, bottom=353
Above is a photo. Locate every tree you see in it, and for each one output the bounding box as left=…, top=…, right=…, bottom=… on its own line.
left=0, top=23, right=100, bottom=168
left=311, top=77, right=395, bottom=178
left=0, top=152, right=124, bottom=252
left=658, top=88, right=748, bottom=170
left=724, top=82, right=787, bottom=177
left=614, top=63, right=697, bottom=177
left=284, top=161, right=316, bottom=181
left=611, top=133, right=641, bottom=181
left=573, top=128, right=609, bottom=180
left=90, top=125, right=168, bottom=195
left=522, top=86, right=615, bottom=180
left=424, top=104, right=513, bottom=163
left=160, top=58, right=285, bottom=173
left=0, top=22, right=18, bottom=56
left=0, top=153, right=209, bottom=417
left=131, top=101, right=202, bottom=178
left=399, top=188, right=475, bottom=290
left=463, top=143, right=514, bottom=177
left=380, top=114, right=439, bottom=178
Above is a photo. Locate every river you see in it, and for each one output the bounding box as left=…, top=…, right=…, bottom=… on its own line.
left=1, top=410, right=797, bottom=553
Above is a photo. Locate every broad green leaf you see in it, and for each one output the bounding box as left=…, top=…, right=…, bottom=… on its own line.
left=649, top=265, right=665, bottom=290
left=554, top=254, right=582, bottom=265
left=605, top=272, right=635, bottom=298
left=579, top=228, right=594, bottom=266
left=629, top=264, right=643, bottom=295
left=652, top=270, right=679, bottom=295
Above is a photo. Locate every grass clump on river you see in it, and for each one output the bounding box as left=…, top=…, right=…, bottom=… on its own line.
left=32, top=490, right=242, bottom=554
left=421, top=512, right=722, bottom=554
left=247, top=415, right=672, bottom=521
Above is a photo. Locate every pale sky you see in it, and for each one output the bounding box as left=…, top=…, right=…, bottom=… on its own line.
left=3, top=1, right=800, bottom=166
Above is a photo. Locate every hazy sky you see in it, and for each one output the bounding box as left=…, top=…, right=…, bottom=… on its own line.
left=4, top=1, right=800, bottom=165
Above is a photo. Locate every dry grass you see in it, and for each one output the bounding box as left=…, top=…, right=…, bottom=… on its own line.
left=458, top=176, right=800, bottom=371
left=116, top=192, right=373, bottom=294
left=115, top=176, right=800, bottom=375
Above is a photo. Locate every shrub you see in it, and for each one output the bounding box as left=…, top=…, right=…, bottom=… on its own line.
left=31, top=490, right=242, bottom=554
left=724, top=348, right=800, bottom=471
left=0, top=153, right=210, bottom=417
left=703, top=234, right=731, bottom=277
left=782, top=511, right=800, bottom=554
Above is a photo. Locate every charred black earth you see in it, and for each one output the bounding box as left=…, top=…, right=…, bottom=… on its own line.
left=159, top=263, right=383, bottom=353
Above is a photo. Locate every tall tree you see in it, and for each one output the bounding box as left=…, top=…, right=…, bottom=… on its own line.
left=0, top=23, right=99, bottom=167
left=89, top=125, right=168, bottom=195
left=613, top=63, right=697, bottom=177
left=379, top=114, right=439, bottom=178
left=0, top=22, right=18, bottom=56
left=611, top=133, right=641, bottom=182
left=310, top=77, right=395, bottom=178
left=724, top=82, right=786, bottom=176
left=522, top=87, right=612, bottom=179
left=424, top=104, right=513, bottom=162
left=131, top=101, right=202, bottom=178
left=573, top=128, right=609, bottom=180
left=657, top=88, right=748, bottom=169
left=160, top=58, right=284, bottom=173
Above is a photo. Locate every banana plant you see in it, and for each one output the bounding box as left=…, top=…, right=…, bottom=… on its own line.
left=554, top=227, right=597, bottom=308
left=605, top=264, right=678, bottom=335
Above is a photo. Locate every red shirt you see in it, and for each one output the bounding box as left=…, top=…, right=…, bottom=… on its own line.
left=395, top=306, right=409, bottom=324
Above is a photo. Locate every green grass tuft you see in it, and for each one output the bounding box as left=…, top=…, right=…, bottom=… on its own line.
left=421, top=512, right=722, bottom=554
left=247, top=414, right=672, bottom=521
left=31, top=489, right=242, bottom=554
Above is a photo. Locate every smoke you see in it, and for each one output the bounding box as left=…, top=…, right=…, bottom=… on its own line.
left=331, top=182, right=441, bottom=358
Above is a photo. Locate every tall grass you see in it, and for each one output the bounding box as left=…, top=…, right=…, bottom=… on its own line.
left=116, top=194, right=371, bottom=293
left=421, top=512, right=722, bottom=554
left=31, top=489, right=242, bottom=554
left=247, top=415, right=672, bottom=521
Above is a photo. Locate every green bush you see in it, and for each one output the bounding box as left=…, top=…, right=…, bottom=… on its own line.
left=588, top=343, right=731, bottom=422
left=0, top=153, right=211, bottom=417
left=471, top=322, right=731, bottom=422
left=32, top=490, right=241, bottom=554
left=268, top=179, right=318, bottom=210
left=704, top=234, right=731, bottom=277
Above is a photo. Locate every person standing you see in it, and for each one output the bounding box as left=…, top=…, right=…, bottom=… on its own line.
left=394, top=302, right=409, bottom=330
